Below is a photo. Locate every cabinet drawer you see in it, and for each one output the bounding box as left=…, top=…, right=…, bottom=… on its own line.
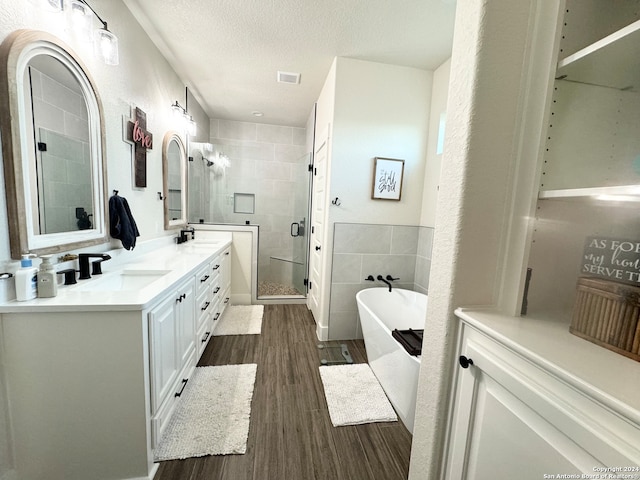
left=210, top=255, right=221, bottom=280
left=196, top=316, right=212, bottom=359
left=196, top=288, right=212, bottom=332
left=220, top=286, right=230, bottom=317
left=195, top=264, right=213, bottom=296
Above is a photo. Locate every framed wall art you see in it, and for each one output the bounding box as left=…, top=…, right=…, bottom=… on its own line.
left=371, top=157, right=404, bottom=201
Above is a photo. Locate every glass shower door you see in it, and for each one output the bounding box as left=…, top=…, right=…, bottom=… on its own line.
left=290, top=152, right=312, bottom=295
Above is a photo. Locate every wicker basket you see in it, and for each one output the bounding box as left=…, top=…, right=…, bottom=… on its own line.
left=570, top=277, right=640, bottom=362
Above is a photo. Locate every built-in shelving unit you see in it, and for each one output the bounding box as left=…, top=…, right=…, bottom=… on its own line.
left=528, top=5, right=640, bottom=316
left=557, top=18, right=640, bottom=91
left=538, top=184, right=640, bottom=200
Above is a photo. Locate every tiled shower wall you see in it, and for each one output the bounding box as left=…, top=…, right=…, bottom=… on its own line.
left=189, top=119, right=307, bottom=283
left=329, top=223, right=434, bottom=340
left=31, top=66, right=92, bottom=234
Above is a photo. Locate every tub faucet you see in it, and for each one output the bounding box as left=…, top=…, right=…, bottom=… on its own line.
left=78, top=253, right=112, bottom=280
left=377, top=275, right=393, bottom=292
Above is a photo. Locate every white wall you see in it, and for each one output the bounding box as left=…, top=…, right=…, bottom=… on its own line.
left=408, top=1, right=562, bottom=478
left=312, top=57, right=433, bottom=337
left=330, top=57, right=431, bottom=225
left=420, top=59, right=451, bottom=228
left=0, top=2, right=204, bottom=477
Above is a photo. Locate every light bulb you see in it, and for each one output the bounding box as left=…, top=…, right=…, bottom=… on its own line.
left=69, top=1, right=93, bottom=40
left=95, top=27, right=119, bottom=66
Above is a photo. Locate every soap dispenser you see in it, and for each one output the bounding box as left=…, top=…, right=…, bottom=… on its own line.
left=15, top=254, right=38, bottom=301
left=37, top=255, right=58, bottom=298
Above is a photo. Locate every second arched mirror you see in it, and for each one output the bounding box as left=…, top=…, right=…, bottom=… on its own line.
left=162, top=131, right=187, bottom=229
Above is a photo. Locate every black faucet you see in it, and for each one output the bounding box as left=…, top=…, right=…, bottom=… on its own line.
left=377, top=275, right=393, bottom=292
left=78, top=253, right=111, bottom=280
left=177, top=227, right=195, bottom=244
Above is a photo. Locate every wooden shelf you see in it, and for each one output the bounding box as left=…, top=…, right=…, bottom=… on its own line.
left=557, top=18, right=640, bottom=90
left=539, top=184, right=640, bottom=200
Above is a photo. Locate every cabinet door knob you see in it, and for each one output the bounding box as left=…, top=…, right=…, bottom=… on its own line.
left=459, top=355, right=474, bottom=369
left=315, top=245, right=321, bottom=251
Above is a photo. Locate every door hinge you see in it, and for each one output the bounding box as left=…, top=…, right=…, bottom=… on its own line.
left=308, top=163, right=313, bottom=172
left=303, top=278, right=308, bottom=286
left=309, top=281, right=312, bottom=290
left=37, top=142, right=47, bottom=152
left=311, top=225, right=315, bottom=234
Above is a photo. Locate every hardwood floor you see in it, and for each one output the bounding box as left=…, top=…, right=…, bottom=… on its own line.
left=153, top=304, right=412, bottom=480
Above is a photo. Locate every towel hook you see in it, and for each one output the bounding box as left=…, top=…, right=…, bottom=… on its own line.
left=113, top=189, right=119, bottom=196
left=157, top=192, right=164, bottom=200
left=331, top=197, right=341, bottom=206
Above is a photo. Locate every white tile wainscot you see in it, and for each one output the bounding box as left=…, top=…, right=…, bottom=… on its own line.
left=0, top=232, right=232, bottom=480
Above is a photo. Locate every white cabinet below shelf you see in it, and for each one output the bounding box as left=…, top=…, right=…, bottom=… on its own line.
left=444, top=312, right=640, bottom=480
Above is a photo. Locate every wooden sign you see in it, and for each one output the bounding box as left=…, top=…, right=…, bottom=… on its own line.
left=371, top=157, right=404, bottom=201
left=581, top=236, right=640, bottom=285
left=125, top=107, right=153, bottom=187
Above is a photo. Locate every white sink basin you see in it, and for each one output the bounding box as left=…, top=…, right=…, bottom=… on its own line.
left=189, top=239, right=222, bottom=246
left=74, top=269, right=170, bottom=292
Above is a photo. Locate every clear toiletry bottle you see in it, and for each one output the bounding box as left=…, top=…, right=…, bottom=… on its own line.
left=15, top=254, right=38, bottom=301
left=37, top=255, right=58, bottom=298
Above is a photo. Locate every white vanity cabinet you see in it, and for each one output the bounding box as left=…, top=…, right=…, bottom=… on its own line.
left=445, top=312, right=640, bottom=480
left=148, top=276, right=196, bottom=447
left=0, top=235, right=233, bottom=480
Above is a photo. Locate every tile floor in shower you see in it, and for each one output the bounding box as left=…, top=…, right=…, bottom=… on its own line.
left=257, top=280, right=302, bottom=297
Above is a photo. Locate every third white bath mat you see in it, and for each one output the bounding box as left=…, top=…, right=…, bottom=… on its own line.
left=319, top=363, right=397, bottom=427
left=214, top=305, right=263, bottom=336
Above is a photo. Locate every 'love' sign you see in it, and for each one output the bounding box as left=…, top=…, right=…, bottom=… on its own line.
left=125, top=107, right=154, bottom=187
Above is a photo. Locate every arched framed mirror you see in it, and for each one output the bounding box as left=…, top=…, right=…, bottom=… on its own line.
left=162, top=131, right=187, bottom=229
left=0, top=30, right=107, bottom=259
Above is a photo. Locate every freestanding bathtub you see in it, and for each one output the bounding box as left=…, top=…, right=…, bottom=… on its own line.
left=356, top=288, right=427, bottom=434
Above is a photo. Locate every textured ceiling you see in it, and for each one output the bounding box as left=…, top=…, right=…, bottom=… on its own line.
left=122, top=0, right=457, bottom=127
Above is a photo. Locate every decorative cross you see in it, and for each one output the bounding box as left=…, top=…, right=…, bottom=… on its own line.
left=125, top=107, right=153, bottom=187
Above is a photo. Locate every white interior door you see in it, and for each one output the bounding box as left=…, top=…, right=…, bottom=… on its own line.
left=308, top=128, right=328, bottom=322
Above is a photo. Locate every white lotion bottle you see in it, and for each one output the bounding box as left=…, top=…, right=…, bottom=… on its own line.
left=15, top=254, right=38, bottom=301
left=37, top=254, right=58, bottom=298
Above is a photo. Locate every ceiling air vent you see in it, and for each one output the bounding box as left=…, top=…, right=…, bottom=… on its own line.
left=277, top=71, right=301, bottom=84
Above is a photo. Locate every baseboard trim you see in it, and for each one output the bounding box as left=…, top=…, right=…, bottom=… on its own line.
left=231, top=293, right=252, bottom=305
left=316, top=323, right=329, bottom=341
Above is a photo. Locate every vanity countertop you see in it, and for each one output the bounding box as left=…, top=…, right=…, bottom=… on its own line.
left=0, top=234, right=232, bottom=313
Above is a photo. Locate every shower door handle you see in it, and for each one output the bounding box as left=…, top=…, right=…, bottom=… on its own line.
left=291, top=222, right=300, bottom=237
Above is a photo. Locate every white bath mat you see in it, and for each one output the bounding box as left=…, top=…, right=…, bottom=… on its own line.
left=319, top=363, right=398, bottom=427
left=154, top=364, right=257, bottom=461
left=214, top=305, right=264, bottom=336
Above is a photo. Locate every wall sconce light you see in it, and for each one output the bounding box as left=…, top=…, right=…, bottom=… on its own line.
left=171, top=87, right=198, bottom=137
left=34, top=0, right=119, bottom=65
left=44, top=0, right=64, bottom=12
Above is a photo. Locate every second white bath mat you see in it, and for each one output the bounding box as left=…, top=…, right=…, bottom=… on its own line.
left=214, top=305, right=264, bottom=336
left=319, top=363, right=397, bottom=427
